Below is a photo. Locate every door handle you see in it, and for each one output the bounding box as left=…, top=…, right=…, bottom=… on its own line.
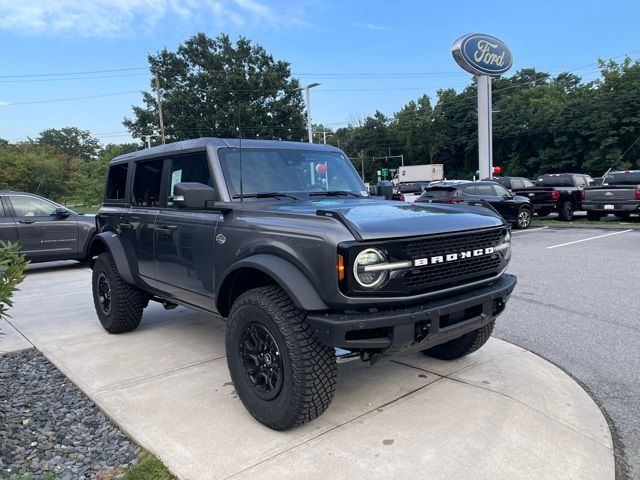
left=19, top=219, right=35, bottom=224
left=119, top=223, right=133, bottom=232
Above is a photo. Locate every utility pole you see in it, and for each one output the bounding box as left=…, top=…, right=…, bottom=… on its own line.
left=154, top=72, right=166, bottom=145
left=301, top=83, right=320, bottom=143
left=321, top=130, right=332, bottom=144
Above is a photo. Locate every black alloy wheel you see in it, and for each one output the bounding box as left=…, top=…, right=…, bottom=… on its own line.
left=96, top=272, right=112, bottom=315
left=240, top=322, right=284, bottom=401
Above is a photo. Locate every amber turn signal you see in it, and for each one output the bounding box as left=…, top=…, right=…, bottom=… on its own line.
left=337, top=254, right=345, bottom=281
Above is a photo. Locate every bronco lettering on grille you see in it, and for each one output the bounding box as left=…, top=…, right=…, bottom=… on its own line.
left=413, top=247, right=494, bottom=267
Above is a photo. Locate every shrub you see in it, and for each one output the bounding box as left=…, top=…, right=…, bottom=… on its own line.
left=0, top=241, right=29, bottom=320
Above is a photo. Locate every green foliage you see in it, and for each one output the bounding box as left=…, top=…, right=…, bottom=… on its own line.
left=37, top=127, right=101, bottom=161
left=121, top=451, right=176, bottom=480
left=124, top=33, right=306, bottom=143
left=0, top=240, right=29, bottom=320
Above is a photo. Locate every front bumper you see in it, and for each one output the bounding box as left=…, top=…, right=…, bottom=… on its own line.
left=306, top=273, right=517, bottom=355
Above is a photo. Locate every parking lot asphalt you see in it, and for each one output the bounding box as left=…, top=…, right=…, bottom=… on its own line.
left=495, top=226, right=640, bottom=480
left=3, top=257, right=615, bottom=480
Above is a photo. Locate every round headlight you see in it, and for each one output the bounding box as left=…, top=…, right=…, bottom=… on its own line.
left=353, top=248, right=388, bottom=289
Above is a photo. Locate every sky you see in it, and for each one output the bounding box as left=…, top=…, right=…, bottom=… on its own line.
left=0, top=0, right=639, bottom=145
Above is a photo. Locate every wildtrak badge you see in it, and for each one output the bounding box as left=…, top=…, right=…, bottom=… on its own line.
left=451, top=33, right=513, bottom=76
left=413, top=247, right=495, bottom=267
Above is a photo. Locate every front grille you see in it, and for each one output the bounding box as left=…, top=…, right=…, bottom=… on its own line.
left=400, top=228, right=504, bottom=293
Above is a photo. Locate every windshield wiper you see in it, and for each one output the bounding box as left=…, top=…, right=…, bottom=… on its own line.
left=232, top=192, right=301, bottom=200
left=309, top=190, right=362, bottom=198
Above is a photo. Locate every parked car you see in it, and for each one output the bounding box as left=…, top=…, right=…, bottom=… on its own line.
left=490, top=176, right=536, bottom=191
left=0, top=190, right=96, bottom=263
left=516, top=173, right=593, bottom=221
left=583, top=170, right=640, bottom=220
left=88, top=138, right=517, bottom=430
left=415, top=181, right=533, bottom=229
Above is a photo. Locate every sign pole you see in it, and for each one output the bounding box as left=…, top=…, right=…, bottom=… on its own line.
left=477, top=75, right=493, bottom=179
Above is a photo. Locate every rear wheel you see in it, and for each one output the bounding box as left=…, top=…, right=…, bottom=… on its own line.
left=422, top=321, right=495, bottom=360
left=92, top=253, right=145, bottom=334
left=559, top=202, right=574, bottom=221
left=587, top=211, right=603, bottom=221
left=514, top=207, right=532, bottom=229
left=226, top=286, right=337, bottom=430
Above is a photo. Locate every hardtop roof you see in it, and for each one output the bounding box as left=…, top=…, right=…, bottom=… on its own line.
left=109, top=138, right=342, bottom=165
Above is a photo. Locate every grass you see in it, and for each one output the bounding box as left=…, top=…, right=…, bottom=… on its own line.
left=72, top=205, right=101, bottom=214
left=120, top=451, right=177, bottom=480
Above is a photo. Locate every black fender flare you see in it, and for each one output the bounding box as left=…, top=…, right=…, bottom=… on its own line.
left=89, top=232, right=136, bottom=284
left=219, top=254, right=329, bottom=312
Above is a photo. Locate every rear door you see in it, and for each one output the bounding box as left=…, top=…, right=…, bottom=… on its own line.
left=7, top=194, right=78, bottom=260
left=0, top=197, right=19, bottom=244
left=154, top=151, right=220, bottom=308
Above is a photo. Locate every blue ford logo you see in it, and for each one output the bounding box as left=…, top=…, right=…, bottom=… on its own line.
left=452, top=33, right=513, bottom=76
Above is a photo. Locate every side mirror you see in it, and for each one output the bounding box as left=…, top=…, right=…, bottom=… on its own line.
left=55, top=207, right=70, bottom=217
left=172, top=182, right=216, bottom=209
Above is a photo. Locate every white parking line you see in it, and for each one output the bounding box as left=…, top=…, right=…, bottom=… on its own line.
left=513, top=226, right=548, bottom=234
left=546, top=229, right=633, bottom=249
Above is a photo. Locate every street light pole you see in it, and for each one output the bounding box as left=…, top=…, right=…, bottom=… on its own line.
left=301, top=83, right=320, bottom=143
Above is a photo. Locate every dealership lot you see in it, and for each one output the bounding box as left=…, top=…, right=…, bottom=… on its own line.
left=495, top=226, right=640, bottom=479
left=2, top=225, right=637, bottom=479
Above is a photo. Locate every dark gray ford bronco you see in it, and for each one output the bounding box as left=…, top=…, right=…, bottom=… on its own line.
left=89, top=138, right=516, bottom=430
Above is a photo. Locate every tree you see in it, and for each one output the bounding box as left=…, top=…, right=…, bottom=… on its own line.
left=37, top=127, right=101, bottom=161
left=124, top=33, right=306, bottom=142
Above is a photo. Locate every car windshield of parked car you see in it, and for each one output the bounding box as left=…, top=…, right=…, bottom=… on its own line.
left=420, top=188, right=455, bottom=199
left=604, top=172, right=640, bottom=185
left=537, top=174, right=574, bottom=187
left=218, top=148, right=366, bottom=197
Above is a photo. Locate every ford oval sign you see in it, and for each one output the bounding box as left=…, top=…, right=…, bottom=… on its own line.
left=452, top=33, right=513, bottom=76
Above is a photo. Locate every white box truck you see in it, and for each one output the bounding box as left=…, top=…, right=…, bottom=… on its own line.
left=394, top=164, right=444, bottom=202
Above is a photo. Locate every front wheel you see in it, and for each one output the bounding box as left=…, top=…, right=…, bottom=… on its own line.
left=225, top=286, right=337, bottom=430
left=513, top=207, right=532, bottom=229
left=559, top=202, right=574, bottom=221
left=422, top=321, right=494, bottom=360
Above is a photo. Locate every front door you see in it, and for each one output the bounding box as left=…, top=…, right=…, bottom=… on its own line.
left=489, top=184, right=520, bottom=221
left=7, top=194, right=78, bottom=260
left=154, top=152, right=219, bottom=309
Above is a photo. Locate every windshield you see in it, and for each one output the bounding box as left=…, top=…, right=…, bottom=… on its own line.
left=604, top=172, right=640, bottom=185
left=218, top=148, right=366, bottom=198
left=537, top=174, right=574, bottom=187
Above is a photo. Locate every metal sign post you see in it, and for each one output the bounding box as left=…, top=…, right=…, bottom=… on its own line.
left=477, top=75, right=493, bottom=179
left=452, top=33, right=512, bottom=179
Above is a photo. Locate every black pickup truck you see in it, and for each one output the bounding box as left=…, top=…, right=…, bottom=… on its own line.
left=583, top=170, right=640, bottom=220
left=516, top=173, right=593, bottom=221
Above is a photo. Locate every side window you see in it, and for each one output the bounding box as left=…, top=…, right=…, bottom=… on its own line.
left=0, top=199, right=5, bottom=217
left=511, top=179, right=523, bottom=189
left=492, top=184, right=511, bottom=196
left=523, top=179, right=535, bottom=188
left=461, top=185, right=477, bottom=195
left=165, top=152, right=212, bottom=208
left=9, top=195, right=57, bottom=217
left=132, top=159, right=164, bottom=208
left=476, top=184, right=495, bottom=196
left=575, top=176, right=585, bottom=187
left=105, top=163, right=128, bottom=200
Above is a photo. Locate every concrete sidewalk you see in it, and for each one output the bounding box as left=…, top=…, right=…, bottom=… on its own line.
left=6, top=262, right=614, bottom=480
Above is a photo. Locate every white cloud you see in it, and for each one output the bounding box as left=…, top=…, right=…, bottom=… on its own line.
left=354, top=22, right=391, bottom=32
left=0, top=0, right=300, bottom=37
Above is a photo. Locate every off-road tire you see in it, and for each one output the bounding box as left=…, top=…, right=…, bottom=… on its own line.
left=513, top=207, right=532, bottom=229
left=226, top=286, right=337, bottom=430
left=537, top=208, right=552, bottom=217
left=559, top=201, right=574, bottom=221
left=92, top=252, right=145, bottom=334
left=587, top=211, right=603, bottom=221
left=422, top=321, right=495, bottom=360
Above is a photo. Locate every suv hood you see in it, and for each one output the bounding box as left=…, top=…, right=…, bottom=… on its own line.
left=259, top=198, right=505, bottom=241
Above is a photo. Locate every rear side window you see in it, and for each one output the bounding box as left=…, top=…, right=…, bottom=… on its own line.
left=604, top=172, right=640, bottom=185
left=105, top=164, right=128, bottom=200
left=132, top=159, right=164, bottom=207
left=461, top=185, right=478, bottom=195
left=511, top=179, right=523, bottom=189
left=523, top=179, right=535, bottom=188
left=476, top=184, right=494, bottom=196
